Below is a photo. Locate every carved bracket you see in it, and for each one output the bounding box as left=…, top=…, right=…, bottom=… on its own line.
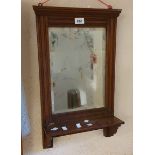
left=103, top=124, right=122, bottom=137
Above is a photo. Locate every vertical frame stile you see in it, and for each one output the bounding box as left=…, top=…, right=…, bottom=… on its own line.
left=105, top=17, right=117, bottom=115
left=105, top=22, right=109, bottom=111
left=36, top=15, right=52, bottom=148
left=112, top=17, right=117, bottom=115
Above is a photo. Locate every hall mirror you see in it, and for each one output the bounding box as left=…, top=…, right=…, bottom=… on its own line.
left=33, top=5, right=124, bottom=149
left=49, top=28, right=106, bottom=113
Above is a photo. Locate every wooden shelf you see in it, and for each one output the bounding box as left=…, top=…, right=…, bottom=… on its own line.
left=46, top=116, right=124, bottom=137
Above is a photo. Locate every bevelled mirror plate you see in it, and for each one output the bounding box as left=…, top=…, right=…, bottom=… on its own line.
left=48, top=28, right=106, bottom=113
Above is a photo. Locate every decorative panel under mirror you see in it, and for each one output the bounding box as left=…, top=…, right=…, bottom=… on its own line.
left=33, top=6, right=124, bottom=149
left=49, top=28, right=106, bottom=113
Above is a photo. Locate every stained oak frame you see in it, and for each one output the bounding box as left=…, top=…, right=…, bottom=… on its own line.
left=33, top=6, right=124, bottom=148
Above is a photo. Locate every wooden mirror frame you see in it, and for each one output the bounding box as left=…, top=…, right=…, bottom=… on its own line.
left=33, top=5, right=124, bottom=149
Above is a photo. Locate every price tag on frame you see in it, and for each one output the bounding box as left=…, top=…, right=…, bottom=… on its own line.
left=75, top=18, right=85, bottom=24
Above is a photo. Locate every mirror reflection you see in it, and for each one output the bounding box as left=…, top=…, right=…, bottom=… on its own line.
left=48, top=28, right=106, bottom=113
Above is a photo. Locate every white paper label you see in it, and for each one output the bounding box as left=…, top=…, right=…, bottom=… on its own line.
left=62, top=126, right=68, bottom=131
left=84, top=120, right=89, bottom=123
left=75, top=18, right=85, bottom=24
left=76, top=123, right=82, bottom=128
left=51, top=127, right=58, bottom=131
left=87, top=123, right=93, bottom=126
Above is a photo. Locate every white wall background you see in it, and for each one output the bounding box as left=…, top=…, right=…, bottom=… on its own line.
left=21, top=0, right=133, bottom=155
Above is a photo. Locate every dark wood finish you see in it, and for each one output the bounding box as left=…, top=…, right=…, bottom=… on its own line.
left=103, top=124, right=122, bottom=137
left=47, top=116, right=124, bottom=137
left=21, top=137, right=23, bottom=155
left=105, top=17, right=117, bottom=114
left=33, top=5, right=124, bottom=149
left=35, top=15, right=52, bottom=148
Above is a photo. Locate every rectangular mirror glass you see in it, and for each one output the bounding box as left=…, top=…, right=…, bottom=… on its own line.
left=48, top=28, right=106, bottom=113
